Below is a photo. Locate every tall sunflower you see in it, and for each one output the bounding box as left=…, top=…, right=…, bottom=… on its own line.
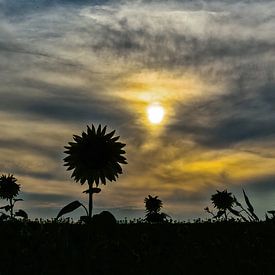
left=64, top=124, right=127, bottom=218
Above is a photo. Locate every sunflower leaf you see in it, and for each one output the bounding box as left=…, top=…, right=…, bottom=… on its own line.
left=228, top=207, right=240, bottom=216
left=14, top=198, right=23, bottom=203
left=243, top=189, right=254, bottom=212
left=233, top=196, right=242, bottom=207
left=267, top=210, right=275, bottom=216
left=82, top=188, right=101, bottom=194
left=0, top=213, right=9, bottom=221
left=56, top=201, right=82, bottom=219
left=0, top=205, right=10, bottom=210
left=215, top=210, right=225, bottom=218
left=15, top=209, right=28, bottom=219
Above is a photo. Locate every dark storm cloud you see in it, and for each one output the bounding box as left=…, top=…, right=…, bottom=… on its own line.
left=167, top=82, right=275, bottom=148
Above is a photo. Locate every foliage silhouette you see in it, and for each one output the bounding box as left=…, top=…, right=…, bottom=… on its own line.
left=1, top=220, right=275, bottom=274
left=56, top=200, right=88, bottom=219
left=210, top=190, right=235, bottom=220
left=206, top=189, right=259, bottom=222
left=15, top=209, right=28, bottom=219
left=0, top=174, right=27, bottom=220
left=144, top=195, right=169, bottom=223
left=90, top=211, right=117, bottom=234
left=265, top=210, right=275, bottom=222
left=62, top=124, right=127, bottom=220
left=242, top=189, right=259, bottom=221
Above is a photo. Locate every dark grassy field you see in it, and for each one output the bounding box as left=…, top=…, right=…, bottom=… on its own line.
left=1, top=220, right=275, bottom=275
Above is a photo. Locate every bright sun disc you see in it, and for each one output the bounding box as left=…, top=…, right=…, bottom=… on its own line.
left=147, top=103, right=165, bottom=124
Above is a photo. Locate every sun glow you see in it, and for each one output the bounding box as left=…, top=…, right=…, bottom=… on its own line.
left=147, top=103, right=165, bottom=124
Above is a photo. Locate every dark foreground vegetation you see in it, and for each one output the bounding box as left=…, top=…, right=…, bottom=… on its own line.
left=1, top=220, right=275, bottom=275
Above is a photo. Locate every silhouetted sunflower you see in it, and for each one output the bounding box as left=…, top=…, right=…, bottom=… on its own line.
left=144, top=195, right=169, bottom=223
left=0, top=174, right=20, bottom=200
left=64, top=125, right=127, bottom=186
left=211, top=190, right=234, bottom=210
left=63, top=125, right=127, bottom=219
left=144, top=195, right=163, bottom=214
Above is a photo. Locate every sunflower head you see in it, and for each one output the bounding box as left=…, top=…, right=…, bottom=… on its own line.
left=64, top=125, right=127, bottom=186
left=144, top=195, right=163, bottom=214
left=0, top=174, right=20, bottom=200
left=211, top=190, right=234, bottom=210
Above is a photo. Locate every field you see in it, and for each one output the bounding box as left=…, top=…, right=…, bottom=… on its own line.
left=1, top=220, right=275, bottom=275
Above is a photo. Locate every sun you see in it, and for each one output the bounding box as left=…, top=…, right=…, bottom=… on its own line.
left=147, top=103, right=165, bottom=124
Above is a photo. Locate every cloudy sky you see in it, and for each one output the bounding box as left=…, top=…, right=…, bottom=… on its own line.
left=1, top=0, right=275, bottom=220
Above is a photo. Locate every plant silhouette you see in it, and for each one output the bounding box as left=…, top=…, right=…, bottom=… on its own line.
left=61, top=124, right=127, bottom=220
left=144, top=195, right=169, bottom=223
left=210, top=190, right=234, bottom=220
left=0, top=174, right=28, bottom=220
left=266, top=210, right=275, bottom=221
left=206, top=189, right=259, bottom=222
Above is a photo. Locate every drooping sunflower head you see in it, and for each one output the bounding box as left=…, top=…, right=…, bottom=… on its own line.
left=64, top=125, right=127, bottom=186
left=0, top=174, right=20, bottom=200
left=211, top=190, right=234, bottom=210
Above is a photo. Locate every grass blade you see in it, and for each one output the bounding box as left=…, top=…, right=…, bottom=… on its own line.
left=242, top=189, right=259, bottom=221
left=243, top=189, right=254, bottom=213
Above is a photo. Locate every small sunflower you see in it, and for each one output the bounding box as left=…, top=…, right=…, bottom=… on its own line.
left=211, top=190, right=234, bottom=210
left=64, top=125, right=127, bottom=186
left=144, top=195, right=169, bottom=223
left=0, top=174, right=20, bottom=200
left=144, top=195, right=163, bottom=214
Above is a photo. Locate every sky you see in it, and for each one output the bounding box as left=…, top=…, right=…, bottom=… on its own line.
left=1, top=0, right=275, bottom=221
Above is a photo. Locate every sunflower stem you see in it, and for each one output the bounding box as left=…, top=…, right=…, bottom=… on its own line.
left=9, top=198, right=13, bottom=218
left=224, top=210, right=228, bottom=221
left=88, top=182, right=93, bottom=220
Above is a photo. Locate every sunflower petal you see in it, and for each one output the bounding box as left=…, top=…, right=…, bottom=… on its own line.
left=101, top=125, right=107, bottom=136
left=105, top=130, right=116, bottom=139
left=97, top=124, right=102, bottom=135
